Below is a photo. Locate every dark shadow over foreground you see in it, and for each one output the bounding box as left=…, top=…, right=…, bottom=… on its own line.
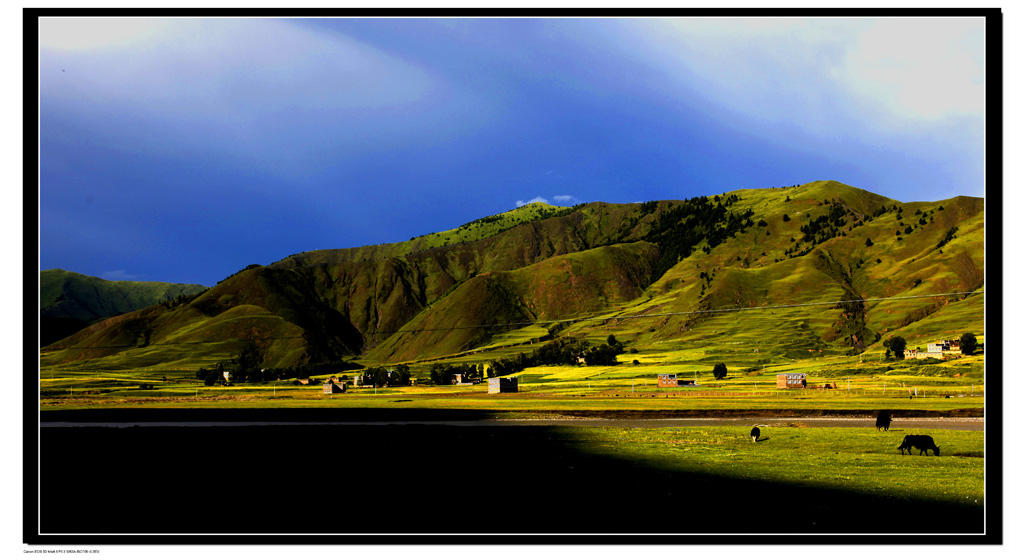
left=35, top=417, right=985, bottom=543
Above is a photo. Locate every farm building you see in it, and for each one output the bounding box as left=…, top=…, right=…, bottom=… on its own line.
left=488, top=377, right=519, bottom=394
left=908, top=340, right=960, bottom=360
left=452, top=373, right=481, bottom=385
left=658, top=374, right=697, bottom=387
left=777, top=373, right=807, bottom=389
left=928, top=340, right=961, bottom=353
left=323, top=382, right=345, bottom=394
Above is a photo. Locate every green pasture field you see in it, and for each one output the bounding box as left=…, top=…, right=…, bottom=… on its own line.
left=38, top=330, right=985, bottom=413
left=557, top=425, right=985, bottom=509
left=39, top=365, right=985, bottom=413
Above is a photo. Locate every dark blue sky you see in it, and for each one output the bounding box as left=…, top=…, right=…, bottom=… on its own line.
left=37, top=17, right=986, bottom=287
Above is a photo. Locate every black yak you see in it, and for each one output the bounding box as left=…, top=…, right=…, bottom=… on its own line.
left=875, top=411, right=892, bottom=431
left=897, top=435, right=940, bottom=456
left=750, top=426, right=760, bottom=443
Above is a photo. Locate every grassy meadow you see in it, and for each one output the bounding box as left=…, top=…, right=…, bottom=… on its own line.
left=39, top=345, right=985, bottom=413
left=561, top=425, right=985, bottom=509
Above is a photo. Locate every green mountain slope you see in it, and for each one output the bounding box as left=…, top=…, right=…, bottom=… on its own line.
left=40, top=181, right=984, bottom=373
left=365, top=241, right=661, bottom=363
left=38, top=269, right=208, bottom=347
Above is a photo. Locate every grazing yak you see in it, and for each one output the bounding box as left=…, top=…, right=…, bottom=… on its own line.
left=897, top=435, right=940, bottom=456
left=750, top=426, right=760, bottom=443
left=875, top=411, right=893, bottom=432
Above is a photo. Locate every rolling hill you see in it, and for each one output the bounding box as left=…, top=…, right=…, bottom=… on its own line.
left=38, top=269, right=208, bottom=347
left=39, top=181, right=985, bottom=373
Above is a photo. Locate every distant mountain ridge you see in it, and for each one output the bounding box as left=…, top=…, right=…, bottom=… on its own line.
left=39, top=269, right=208, bottom=346
left=40, top=181, right=985, bottom=371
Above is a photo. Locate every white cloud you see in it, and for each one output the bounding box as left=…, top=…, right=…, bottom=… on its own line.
left=102, top=270, right=142, bottom=281
left=837, top=18, right=984, bottom=120
left=516, top=196, right=549, bottom=207
left=625, top=17, right=984, bottom=129
left=40, top=18, right=174, bottom=51
left=38, top=18, right=474, bottom=183
left=553, top=195, right=581, bottom=205
left=40, top=18, right=433, bottom=112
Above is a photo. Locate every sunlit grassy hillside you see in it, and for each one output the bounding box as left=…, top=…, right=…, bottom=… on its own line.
left=40, top=181, right=983, bottom=379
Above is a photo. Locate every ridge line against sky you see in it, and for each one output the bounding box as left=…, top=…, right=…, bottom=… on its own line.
left=34, top=13, right=987, bottom=287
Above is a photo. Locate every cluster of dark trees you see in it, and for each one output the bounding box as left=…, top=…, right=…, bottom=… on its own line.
left=532, top=335, right=624, bottom=367
left=937, top=226, right=959, bottom=249
left=883, top=336, right=908, bottom=360
left=160, top=290, right=207, bottom=309
left=429, top=336, right=627, bottom=385
left=196, top=358, right=362, bottom=385
left=216, top=263, right=263, bottom=285
left=870, top=205, right=901, bottom=219
left=362, top=364, right=411, bottom=387
left=644, top=194, right=755, bottom=279
left=445, top=203, right=587, bottom=239
left=488, top=355, right=528, bottom=379
left=429, top=362, right=486, bottom=385
left=799, top=203, right=851, bottom=245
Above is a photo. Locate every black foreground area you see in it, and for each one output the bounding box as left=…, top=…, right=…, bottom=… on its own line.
left=35, top=422, right=985, bottom=543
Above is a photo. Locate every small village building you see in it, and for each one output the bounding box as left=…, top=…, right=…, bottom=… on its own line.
left=777, top=372, right=807, bottom=389
left=913, top=349, right=945, bottom=360
left=323, top=382, right=345, bottom=394
left=656, top=374, right=698, bottom=387
left=657, top=374, right=697, bottom=387
left=488, top=377, right=519, bottom=394
left=911, top=339, right=962, bottom=360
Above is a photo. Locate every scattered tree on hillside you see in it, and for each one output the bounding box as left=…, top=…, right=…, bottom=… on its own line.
left=960, top=333, right=978, bottom=355
left=713, top=363, right=728, bottom=380
left=642, top=194, right=753, bottom=279
left=937, top=226, right=959, bottom=249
